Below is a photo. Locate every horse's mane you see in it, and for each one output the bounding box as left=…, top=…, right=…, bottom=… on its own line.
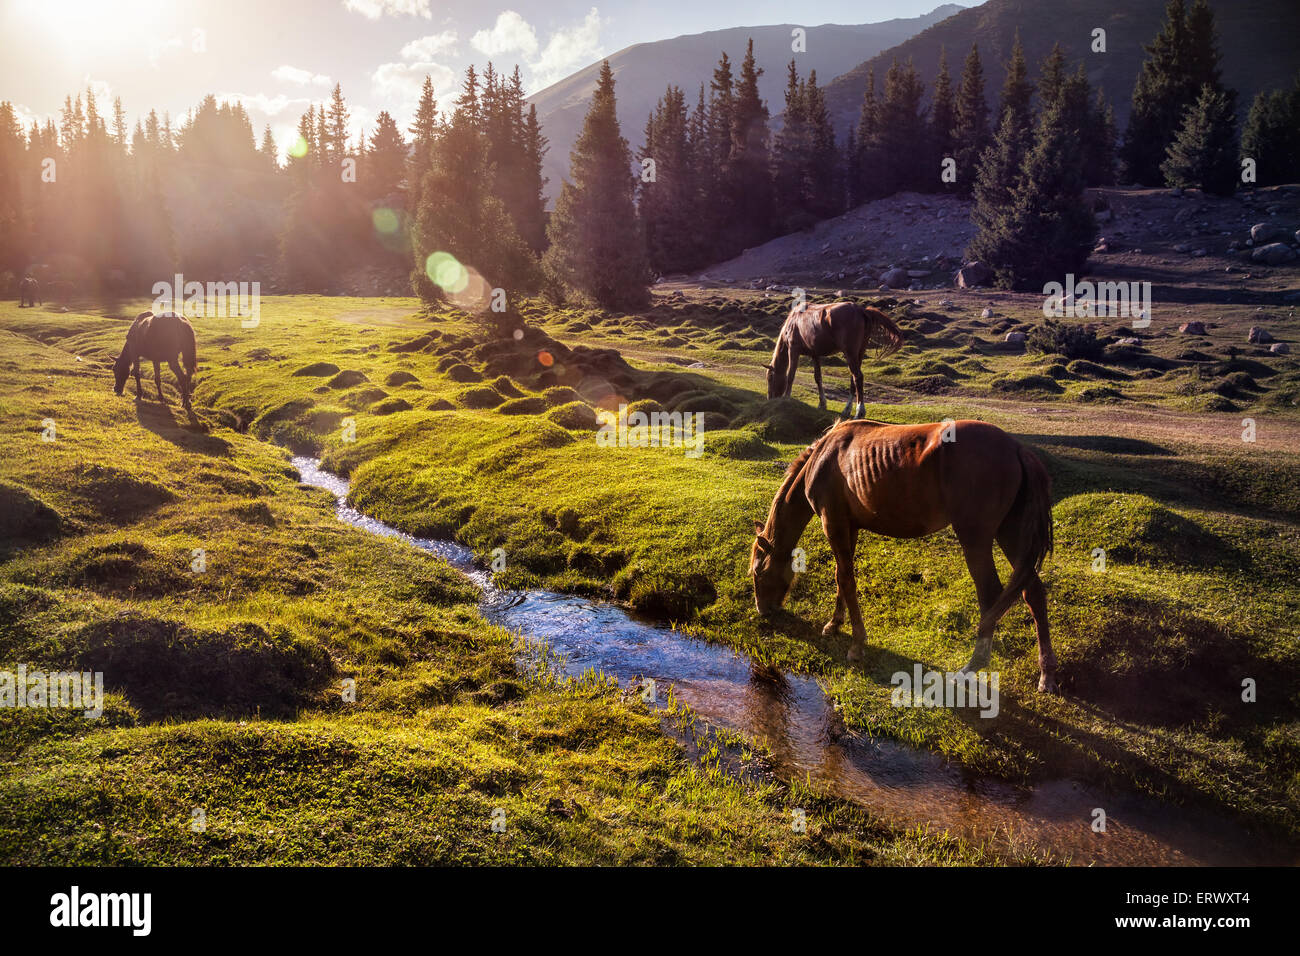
left=774, top=439, right=820, bottom=508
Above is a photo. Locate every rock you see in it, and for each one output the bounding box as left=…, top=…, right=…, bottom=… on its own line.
left=1117, top=337, right=1142, bottom=346
left=1270, top=342, right=1290, bottom=354
left=1174, top=242, right=1193, bottom=253
left=1192, top=248, right=1208, bottom=257
left=956, top=260, right=992, bottom=288
left=1252, top=242, right=1298, bottom=265
left=981, top=307, right=995, bottom=319
left=1251, top=222, right=1286, bottom=243
left=1093, top=238, right=1109, bottom=253
left=1248, top=326, right=1274, bottom=344
left=1179, top=321, right=1207, bottom=335
left=1294, top=229, right=1300, bottom=245
left=907, top=269, right=932, bottom=278
left=881, top=267, right=909, bottom=287
left=1004, top=331, right=1027, bottom=344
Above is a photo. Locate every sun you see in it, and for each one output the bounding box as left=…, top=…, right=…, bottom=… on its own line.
left=11, top=0, right=172, bottom=54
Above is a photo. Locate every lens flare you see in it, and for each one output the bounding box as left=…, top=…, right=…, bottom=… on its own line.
left=289, top=135, right=310, bottom=159
left=425, top=251, right=467, bottom=293
left=372, top=208, right=399, bottom=234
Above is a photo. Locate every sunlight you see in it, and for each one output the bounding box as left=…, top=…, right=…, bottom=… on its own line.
left=12, top=0, right=170, bottom=53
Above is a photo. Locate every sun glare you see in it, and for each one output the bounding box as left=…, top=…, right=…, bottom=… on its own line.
left=13, top=0, right=170, bottom=52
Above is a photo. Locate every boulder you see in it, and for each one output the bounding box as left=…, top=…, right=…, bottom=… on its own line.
left=981, top=307, right=995, bottom=319
left=1251, top=223, right=1286, bottom=243
left=1004, top=331, right=1027, bottom=344
left=1252, top=242, right=1298, bottom=265
left=956, top=260, right=992, bottom=288
left=1179, top=321, right=1207, bottom=335
left=1270, top=342, right=1291, bottom=354
left=881, top=267, right=909, bottom=287
left=1248, top=326, right=1274, bottom=344
left=1116, top=337, right=1142, bottom=346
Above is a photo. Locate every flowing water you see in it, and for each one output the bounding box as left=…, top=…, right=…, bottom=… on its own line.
left=294, top=456, right=1291, bottom=866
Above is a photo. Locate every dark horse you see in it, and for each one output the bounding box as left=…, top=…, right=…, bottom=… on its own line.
left=750, top=419, right=1058, bottom=692
left=113, top=311, right=197, bottom=412
left=19, top=276, right=40, bottom=307
left=765, top=301, right=904, bottom=418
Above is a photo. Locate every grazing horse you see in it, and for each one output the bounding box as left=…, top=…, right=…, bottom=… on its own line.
left=113, top=311, right=197, bottom=412
left=18, top=276, right=40, bottom=307
left=750, top=419, right=1058, bottom=692
left=766, top=301, right=904, bottom=418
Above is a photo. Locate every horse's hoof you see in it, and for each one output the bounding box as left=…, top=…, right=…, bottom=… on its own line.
left=846, top=643, right=864, bottom=664
left=822, top=620, right=841, bottom=636
left=1038, top=675, right=1059, bottom=694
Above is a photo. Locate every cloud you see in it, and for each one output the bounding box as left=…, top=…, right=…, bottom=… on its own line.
left=272, top=65, right=333, bottom=87
left=400, top=31, right=458, bottom=60
left=371, top=60, right=457, bottom=109
left=343, top=0, right=430, bottom=19
left=83, top=76, right=114, bottom=107
left=148, top=35, right=185, bottom=70
left=217, top=92, right=313, bottom=118
left=531, top=7, right=605, bottom=89
left=471, top=11, right=538, bottom=59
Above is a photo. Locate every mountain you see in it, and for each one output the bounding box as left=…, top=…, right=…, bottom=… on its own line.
left=819, top=0, right=1300, bottom=139
left=527, top=5, right=966, bottom=202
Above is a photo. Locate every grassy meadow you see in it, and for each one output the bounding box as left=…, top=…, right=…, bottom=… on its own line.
left=1, top=290, right=1298, bottom=861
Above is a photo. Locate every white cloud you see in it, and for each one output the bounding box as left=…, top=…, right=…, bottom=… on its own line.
left=343, top=0, right=430, bottom=19
left=471, top=11, right=538, bottom=59
left=531, top=7, right=605, bottom=89
left=217, top=92, right=313, bottom=118
left=83, top=76, right=114, bottom=107
left=272, top=65, right=333, bottom=87
left=371, top=60, right=457, bottom=116
left=147, top=35, right=185, bottom=70
left=401, top=31, right=458, bottom=61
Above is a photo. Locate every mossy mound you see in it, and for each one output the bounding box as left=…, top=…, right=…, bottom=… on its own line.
left=542, top=386, right=582, bottom=406
left=70, top=463, right=175, bottom=522
left=370, top=397, right=413, bottom=415
left=497, top=396, right=550, bottom=416
left=383, top=370, right=420, bottom=387
left=702, top=428, right=780, bottom=461
left=0, top=480, right=63, bottom=543
left=292, top=362, right=341, bottom=377
left=545, top=401, right=600, bottom=431
left=445, top=363, right=482, bottom=383
left=327, top=369, right=369, bottom=388
left=733, top=397, right=835, bottom=443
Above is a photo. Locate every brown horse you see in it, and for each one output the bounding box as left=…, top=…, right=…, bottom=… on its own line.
left=113, top=311, right=197, bottom=412
left=765, top=301, right=904, bottom=418
left=750, top=419, right=1058, bottom=692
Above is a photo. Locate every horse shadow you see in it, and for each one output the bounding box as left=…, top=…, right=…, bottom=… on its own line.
left=135, top=399, right=229, bottom=456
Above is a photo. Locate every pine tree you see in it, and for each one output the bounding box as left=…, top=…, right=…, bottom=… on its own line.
left=543, top=61, right=649, bottom=309
left=1121, top=0, right=1226, bottom=185
left=929, top=48, right=955, bottom=192
left=366, top=110, right=407, bottom=200
left=967, top=93, right=1095, bottom=290
left=408, top=75, right=439, bottom=211
left=1240, top=75, right=1300, bottom=186
left=1161, top=84, right=1238, bottom=196
left=1085, top=88, right=1117, bottom=186
left=999, top=31, right=1033, bottom=130
left=727, top=39, right=774, bottom=253
left=852, top=69, right=879, bottom=202
left=871, top=58, right=926, bottom=196
left=640, top=85, right=697, bottom=273
left=951, top=43, right=989, bottom=195
left=772, top=60, right=810, bottom=229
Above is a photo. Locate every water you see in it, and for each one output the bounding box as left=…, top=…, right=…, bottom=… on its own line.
left=294, top=457, right=1291, bottom=866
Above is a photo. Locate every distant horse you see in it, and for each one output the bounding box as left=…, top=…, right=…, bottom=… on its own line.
left=18, top=276, right=39, bottom=307
left=766, top=301, right=904, bottom=418
left=113, top=311, right=197, bottom=411
left=750, top=419, right=1058, bottom=692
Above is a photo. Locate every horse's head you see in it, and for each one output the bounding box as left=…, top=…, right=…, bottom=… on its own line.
left=112, top=351, right=131, bottom=395
left=750, top=520, right=795, bottom=616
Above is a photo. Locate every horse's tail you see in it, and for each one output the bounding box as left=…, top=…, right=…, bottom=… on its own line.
left=858, top=305, right=905, bottom=357
left=980, top=444, right=1054, bottom=634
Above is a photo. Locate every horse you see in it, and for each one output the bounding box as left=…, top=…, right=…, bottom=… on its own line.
left=765, top=301, right=904, bottom=418
left=750, top=419, right=1058, bottom=692
left=18, top=276, right=40, bottom=307
left=113, top=311, right=197, bottom=412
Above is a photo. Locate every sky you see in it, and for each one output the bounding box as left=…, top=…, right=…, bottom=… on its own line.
left=0, top=0, right=952, bottom=157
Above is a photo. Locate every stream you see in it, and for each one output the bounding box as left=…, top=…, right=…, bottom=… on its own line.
left=294, top=456, right=1290, bottom=866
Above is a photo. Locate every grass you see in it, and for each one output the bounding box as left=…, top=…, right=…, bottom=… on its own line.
left=0, top=300, right=1035, bottom=866
left=3, top=289, right=1298, bottom=860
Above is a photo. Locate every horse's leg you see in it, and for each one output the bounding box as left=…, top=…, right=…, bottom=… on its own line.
left=822, top=526, right=858, bottom=636
left=849, top=351, right=866, bottom=418
left=167, top=358, right=191, bottom=411
left=996, top=530, right=1057, bottom=693
left=783, top=346, right=800, bottom=398
left=822, top=513, right=866, bottom=659
left=811, top=356, right=826, bottom=410
left=957, top=534, right=1004, bottom=673
left=133, top=359, right=143, bottom=398
left=153, top=361, right=166, bottom=403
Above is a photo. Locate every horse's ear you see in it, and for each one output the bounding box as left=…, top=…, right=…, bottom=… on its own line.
left=752, top=521, right=771, bottom=549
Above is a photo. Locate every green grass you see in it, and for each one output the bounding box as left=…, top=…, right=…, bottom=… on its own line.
left=0, top=300, right=1038, bottom=866
left=80, top=290, right=1295, bottom=845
